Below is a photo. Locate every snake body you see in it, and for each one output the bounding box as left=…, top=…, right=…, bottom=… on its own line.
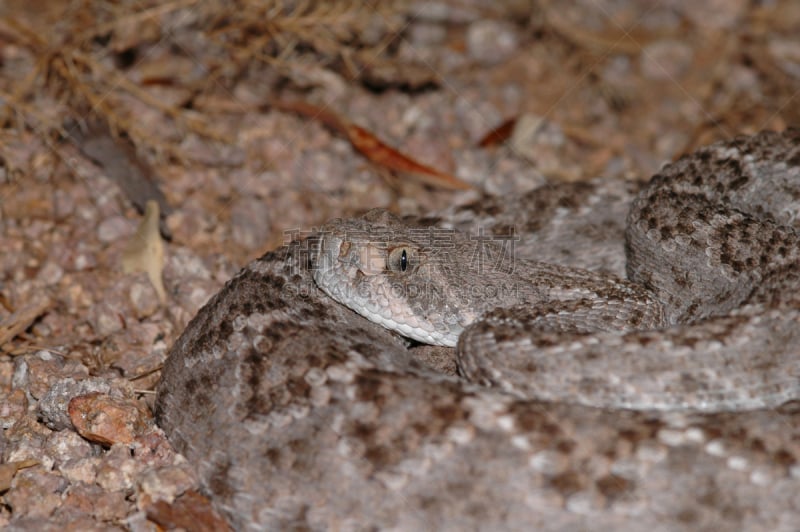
left=156, top=130, right=800, bottom=530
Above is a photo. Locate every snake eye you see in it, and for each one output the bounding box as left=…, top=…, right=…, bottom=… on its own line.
left=388, top=246, right=415, bottom=273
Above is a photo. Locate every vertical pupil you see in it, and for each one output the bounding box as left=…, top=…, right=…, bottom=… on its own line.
left=400, top=249, right=407, bottom=271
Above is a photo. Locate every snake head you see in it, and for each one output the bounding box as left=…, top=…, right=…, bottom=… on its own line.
left=312, top=209, right=468, bottom=346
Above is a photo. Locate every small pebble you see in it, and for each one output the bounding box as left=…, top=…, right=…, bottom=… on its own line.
left=13, top=351, right=90, bottom=400
left=58, top=456, right=101, bottom=485
left=35, top=261, right=64, bottom=285
left=98, top=215, right=134, bottom=243
left=129, top=278, right=160, bottom=319
left=138, top=463, right=197, bottom=503
left=87, top=301, right=125, bottom=338
left=96, top=444, right=144, bottom=492
left=0, top=389, right=28, bottom=429
left=3, top=469, right=67, bottom=518
left=61, top=482, right=130, bottom=522
left=466, top=20, right=518, bottom=65
left=44, top=429, right=95, bottom=465
left=38, top=377, right=116, bottom=431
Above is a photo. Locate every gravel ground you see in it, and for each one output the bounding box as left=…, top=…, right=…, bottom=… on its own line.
left=1, top=0, right=799, bottom=529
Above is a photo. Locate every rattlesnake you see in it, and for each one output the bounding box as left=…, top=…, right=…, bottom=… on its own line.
left=155, top=129, right=800, bottom=531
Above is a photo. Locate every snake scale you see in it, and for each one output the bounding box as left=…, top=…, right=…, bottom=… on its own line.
left=156, top=129, right=800, bottom=531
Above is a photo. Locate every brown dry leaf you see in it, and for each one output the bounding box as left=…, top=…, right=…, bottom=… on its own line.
left=478, top=117, right=517, bottom=148
left=271, top=98, right=347, bottom=131
left=0, top=294, right=52, bottom=349
left=122, top=200, right=166, bottom=303
left=146, top=490, right=232, bottom=532
left=0, top=459, right=39, bottom=493
left=272, top=99, right=472, bottom=190
left=344, top=123, right=473, bottom=190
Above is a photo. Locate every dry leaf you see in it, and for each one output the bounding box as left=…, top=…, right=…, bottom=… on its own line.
left=0, top=294, right=51, bottom=348
left=273, top=99, right=473, bottom=191
left=344, top=123, right=472, bottom=190
left=122, top=200, right=166, bottom=303
left=478, top=117, right=517, bottom=148
left=271, top=98, right=346, bottom=131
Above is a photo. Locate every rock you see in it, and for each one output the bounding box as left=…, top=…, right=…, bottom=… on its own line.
left=137, top=463, right=198, bottom=507
left=4, top=469, right=67, bottom=518
left=68, top=393, right=153, bottom=446
left=97, top=215, right=134, bottom=243
left=96, top=444, right=144, bottom=492
left=61, top=482, right=130, bottom=522
left=57, top=456, right=101, bottom=485
left=0, top=389, right=28, bottom=429
left=38, top=377, right=120, bottom=430
left=128, top=277, right=160, bottom=319
left=44, top=429, right=95, bottom=465
left=4, top=415, right=52, bottom=469
left=12, top=351, right=89, bottom=401
left=87, top=301, right=125, bottom=338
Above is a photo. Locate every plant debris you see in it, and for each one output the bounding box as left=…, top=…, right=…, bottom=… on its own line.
left=272, top=99, right=473, bottom=190
left=122, top=200, right=166, bottom=303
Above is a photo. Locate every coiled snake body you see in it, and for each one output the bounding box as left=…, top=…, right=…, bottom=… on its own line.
left=156, top=130, right=800, bottom=531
